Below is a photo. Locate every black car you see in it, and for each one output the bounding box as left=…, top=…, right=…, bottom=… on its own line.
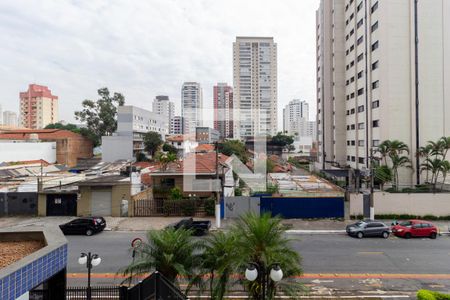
left=346, top=220, right=390, bottom=239
left=59, top=217, right=106, bottom=236
left=166, top=218, right=211, bottom=236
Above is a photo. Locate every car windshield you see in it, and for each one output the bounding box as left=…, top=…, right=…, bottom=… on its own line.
left=355, top=221, right=366, bottom=227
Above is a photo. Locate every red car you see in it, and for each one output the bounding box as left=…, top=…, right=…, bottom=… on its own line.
left=391, top=220, right=438, bottom=239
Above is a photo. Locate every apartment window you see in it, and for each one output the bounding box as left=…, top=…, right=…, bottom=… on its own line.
left=372, top=140, right=380, bottom=147
left=372, top=41, right=379, bottom=51
left=345, top=4, right=349, bottom=12
left=351, top=124, right=356, bottom=130
left=350, top=13, right=354, bottom=21
left=371, top=2, right=379, bottom=13
left=346, top=49, right=350, bottom=56
left=372, top=60, right=379, bottom=70
left=357, top=70, right=363, bottom=79
left=351, top=108, right=355, bottom=114
left=351, top=141, right=356, bottom=146
left=357, top=88, right=364, bottom=96
left=350, top=76, right=355, bottom=83
left=350, top=29, right=355, bottom=36
left=371, top=21, right=379, bottom=32
left=359, top=157, right=365, bottom=164
left=350, top=44, right=355, bottom=52
left=358, top=122, right=365, bottom=129
left=346, top=95, right=350, bottom=100
left=372, top=100, right=380, bottom=108
left=351, top=92, right=355, bottom=99
left=347, top=155, right=351, bottom=161
left=373, top=120, right=380, bottom=127
left=346, top=34, right=349, bottom=41
left=357, top=53, right=364, bottom=62
left=357, top=19, right=363, bottom=29
left=358, top=140, right=365, bottom=147
left=350, top=61, right=355, bottom=67
left=347, top=125, right=350, bottom=131
left=358, top=105, right=365, bottom=112
left=357, top=2, right=363, bottom=12
left=346, top=110, right=350, bottom=115
left=357, top=36, right=364, bottom=46
left=351, top=156, right=356, bottom=162
left=372, top=80, right=380, bottom=89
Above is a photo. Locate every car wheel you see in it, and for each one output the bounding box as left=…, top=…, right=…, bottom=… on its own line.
left=404, top=232, right=411, bottom=239
left=430, top=232, right=437, bottom=239
left=86, top=229, right=94, bottom=236
left=356, top=232, right=364, bottom=239
left=382, top=231, right=389, bottom=239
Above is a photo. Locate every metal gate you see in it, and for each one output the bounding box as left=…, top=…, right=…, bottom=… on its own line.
left=260, top=196, right=345, bottom=219
left=91, top=190, right=112, bottom=216
left=46, top=194, right=77, bottom=216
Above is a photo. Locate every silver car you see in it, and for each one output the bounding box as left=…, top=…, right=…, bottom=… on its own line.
left=346, top=220, right=390, bottom=239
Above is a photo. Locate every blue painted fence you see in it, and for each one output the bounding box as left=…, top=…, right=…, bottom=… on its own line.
left=260, top=196, right=344, bottom=219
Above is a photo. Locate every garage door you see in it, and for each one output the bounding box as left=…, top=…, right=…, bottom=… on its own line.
left=91, top=190, right=112, bottom=216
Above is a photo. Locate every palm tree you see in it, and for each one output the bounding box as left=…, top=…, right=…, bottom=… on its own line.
left=420, top=158, right=443, bottom=191
left=391, top=154, right=412, bottom=190
left=376, top=141, right=390, bottom=166
left=157, top=152, right=177, bottom=171
left=439, top=136, right=450, bottom=158
left=120, top=228, right=203, bottom=288
left=201, top=232, right=241, bottom=299
left=427, top=140, right=444, bottom=158
left=440, top=160, right=450, bottom=191
left=417, top=144, right=433, bottom=183
left=374, top=165, right=393, bottom=191
left=388, top=140, right=410, bottom=156
left=232, top=213, right=303, bottom=299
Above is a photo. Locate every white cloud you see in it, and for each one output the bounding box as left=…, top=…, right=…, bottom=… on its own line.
left=0, top=0, right=319, bottom=128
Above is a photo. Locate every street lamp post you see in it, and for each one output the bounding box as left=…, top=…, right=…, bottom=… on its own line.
left=245, top=262, right=283, bottom=300
left=78, top=252, right=101, bottom=300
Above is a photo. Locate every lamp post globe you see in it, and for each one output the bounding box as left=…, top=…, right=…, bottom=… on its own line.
left=245, top=265, right=258, bottom=282
left=269, top=265, right=283, bottom=282
left=78, top=253, right=87, bottom=265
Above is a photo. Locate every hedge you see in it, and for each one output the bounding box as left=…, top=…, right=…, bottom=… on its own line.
left=417, top=290, right=450, bottom=300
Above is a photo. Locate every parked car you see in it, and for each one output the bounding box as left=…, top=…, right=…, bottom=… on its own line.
left=391, top=220, right=438, bottom=239
left=166, top=218, right=211, bottom=236
left=346, top=220, right=390, bottom=239
left=59, top=217, right=106, bottom=236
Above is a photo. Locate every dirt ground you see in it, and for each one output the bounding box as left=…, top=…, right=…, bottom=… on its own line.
left=0, top=240, right=44, bottom=268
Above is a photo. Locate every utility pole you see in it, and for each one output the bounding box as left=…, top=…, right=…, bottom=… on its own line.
left=369, top=148, right=375, bottom=220
left=215, top=142, right=221, bottom=229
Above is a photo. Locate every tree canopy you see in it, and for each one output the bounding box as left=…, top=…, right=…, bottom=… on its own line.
left=270, top=132, right=294, bottom=148
left=143, top=131, right=163, bottom=156
left=45, top=123, right=97, bottom=146
left=218, top=140, right=248, bottom=163
left=74, top=87, right=125, bottom=146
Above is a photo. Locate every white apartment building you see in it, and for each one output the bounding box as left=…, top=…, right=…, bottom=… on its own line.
left=2, top=111, right=18, bottom=127
left=152, top=95, right=174, bottom=127
left=181, top=82, right=203, bottom=134
left=233, top=37, right=278, bottom=139
left=102, top=105, right=169, bottom=162
left=316, top=0, right=450, bottom=186
left=283, top=99, right=310, bottom=136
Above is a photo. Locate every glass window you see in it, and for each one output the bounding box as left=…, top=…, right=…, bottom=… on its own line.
left=372, top=60, right=379, bottom=70
left=372, top=41, right=379, bottom=51
left=372, top=80, right=380, bottom=89
left=371, top=21, right=379, bottom=32
left=371, top=2, right=379, bottom=13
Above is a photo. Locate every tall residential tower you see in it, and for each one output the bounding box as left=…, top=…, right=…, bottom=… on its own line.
left=213, top=83, right=233, bottom=139
left=181, top=82, right=203, bottom=134
left=233, top=37, right=278, bottom=139
left=19, top=84, right=59, bottom=129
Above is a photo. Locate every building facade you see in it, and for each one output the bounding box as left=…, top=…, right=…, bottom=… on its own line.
left=283, top=99, right=310, bottom=136
left=102, top=106, right=169, bottom=162
left=181, top=82, right=203, bottom=134
left=152, top=95, right=175, bottom=128
left=170, top=116, right=184, bottom=135
left=213, top=83, right=233, bottom=139
left=316, top=0, right=450, bottom=186
left=2, top=111, right=18, bottom=127
left=19, top=84, right=59, bottom=129
left=196, top=127, right=220, bottom=144
left=233, top=37, right=278, bottom=139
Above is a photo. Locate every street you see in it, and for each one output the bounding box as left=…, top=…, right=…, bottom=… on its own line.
left=66, top=231, right=450, bottom=297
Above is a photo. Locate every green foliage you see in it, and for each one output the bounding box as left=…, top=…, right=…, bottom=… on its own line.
left=204, top=198, right=216, bottom=216
left=135, top=152, right=148, bottom=162
left=418, top=137, right=450, bottom=191
left=270, top=132, right=294, bottom=147
left=374, top=165, right=393, bottom=190
left=162, top=143, right=178, bottom=154
left=218, top=140, right=248, bottom=163
left=169, top=187, right=183, bottom=201
left=120, top=227, right=203, bottom=287
left=157, top=152, right=177, bottom=171
left=143, top=132, right=163, bottom=156
left=376, top=140, right=412, bottom=190
left=417, top=289, right=450, bottom=300
left=74, top=87, right=125, bottom=147
left=234, top=187, right=243, bottom=196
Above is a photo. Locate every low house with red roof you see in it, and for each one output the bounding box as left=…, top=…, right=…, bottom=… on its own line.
left=150, top=152, right=234, bottom=200
left=165, top=134, right=198, bottom=157
left=0, top=129, right=93, bottom=167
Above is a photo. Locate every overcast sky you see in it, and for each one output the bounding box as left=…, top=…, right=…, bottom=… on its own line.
left=0, top=0, right=319, bottom=129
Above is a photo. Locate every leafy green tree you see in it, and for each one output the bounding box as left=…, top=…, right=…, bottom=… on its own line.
left=120, top=228, right=203, bottom=288
left=218, top=140, right=248, bottom=163
left=45, top=123, right=97, bottom=146
left=232, top=213, right=303, bottom=299
left=143, top=132, right=163, bottom=157
left=74, top=88, right=125, bottom=146
left=270, top=132, right=294, bottom=148
left=156, top=152, right=177, bottom=171
left=162, top=143, right=178, bottom=154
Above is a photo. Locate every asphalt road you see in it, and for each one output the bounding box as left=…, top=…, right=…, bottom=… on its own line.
left=66, top=231, right=450, bottom=296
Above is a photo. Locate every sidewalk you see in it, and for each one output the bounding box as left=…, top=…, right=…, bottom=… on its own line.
left=1, top=216, right=449, bottom=234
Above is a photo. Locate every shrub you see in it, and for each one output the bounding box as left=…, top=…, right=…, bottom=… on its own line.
left=182, top=199, right=196, bottom=216
left=417, top=289, right=450, bottom=300
left=235, top=188, right=242, bottom=196
left=204, top=197, right=216, bottom=216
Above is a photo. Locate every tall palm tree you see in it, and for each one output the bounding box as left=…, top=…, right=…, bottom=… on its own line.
left=388, top=140, right=410, bottom=157
left=157, top=152, right=177, bottom=171
left=427, top=140, right=444, bottom=159
left=417, top=144, right=433, bottom=183
left=376, top=141, right=390, bottom=166
left=391, top=154, right=412, bottom=190
left=201, top=231, right=241, bottom=299
left=439, top=136, right=450, bottom=159
left=232, top=213, right=303, bottom=299
left=440, top=160, right=450, bottom=191
left=120, top=228, right=203, bottom=288
left=420, top=158, right=443, bottom=191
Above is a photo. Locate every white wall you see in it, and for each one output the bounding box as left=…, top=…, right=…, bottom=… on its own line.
left=0, top=141, right=56, bottom=163
left=101, top=136, right=133, bottom=162
left=350, top=192, right=450, bottom=217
